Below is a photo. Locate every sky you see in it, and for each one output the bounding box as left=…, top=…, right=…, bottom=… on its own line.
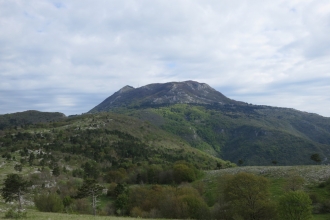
left=0, top=0, right=330, bottom=117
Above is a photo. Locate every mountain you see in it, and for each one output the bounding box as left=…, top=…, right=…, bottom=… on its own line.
left=88, top=80, right=241, bottom=113
left=89, top=81, right=330, bottom=165
left=0, top=110, right=66, bottom=130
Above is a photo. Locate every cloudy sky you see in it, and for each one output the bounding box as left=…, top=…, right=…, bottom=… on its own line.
left=1, top=0, right=330, bottom=117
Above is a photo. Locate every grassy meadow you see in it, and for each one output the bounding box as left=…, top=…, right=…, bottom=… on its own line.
left=0, top=209, right=140, bottom=220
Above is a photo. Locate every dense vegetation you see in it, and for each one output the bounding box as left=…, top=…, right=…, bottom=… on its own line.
left=1, top=91, right=330, bottom=219
left=112, top=103, right=330, bottom=165
left=0, top=111, right=233, bottom=218
left=0, top=110, right=65, bottom=130
left=4, top=163, right=330, bottom=219
left=0, top=112, right=229, bottom=170
left=1, top=127, right=330, bottom=219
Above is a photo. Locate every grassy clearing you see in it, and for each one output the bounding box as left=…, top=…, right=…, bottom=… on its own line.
left=268, top=178, right=286, bottom=201
left=206, top=165, right=330, bottom=184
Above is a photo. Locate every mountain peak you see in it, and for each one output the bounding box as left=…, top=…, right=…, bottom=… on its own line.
left=89, top=81, right=237, bottom=113
left=118, top=85, right=135, bottom=93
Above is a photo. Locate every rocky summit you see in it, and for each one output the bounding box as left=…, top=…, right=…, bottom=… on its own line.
left=89, top=81, right=239, bottom=113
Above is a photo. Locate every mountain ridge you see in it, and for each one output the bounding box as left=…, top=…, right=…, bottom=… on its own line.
left=2, top=81, right=330, bottom=165
left=87, top=80, right=330, bottom=165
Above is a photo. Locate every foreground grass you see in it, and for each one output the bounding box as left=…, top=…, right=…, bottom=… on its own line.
left=313, top=213, right=330, bottom=220
left=0, top=209, right=144, bottom=220
left=1, top=208, right=330, bottom=220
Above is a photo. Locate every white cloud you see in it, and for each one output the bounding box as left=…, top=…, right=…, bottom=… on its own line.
left=0, top=0, right=329, bottom=117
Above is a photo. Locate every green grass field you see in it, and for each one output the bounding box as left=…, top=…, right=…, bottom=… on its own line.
left=0, top=209, right=139, bottom=220
left=0, top=208, right=329, bottom=220
left=313, top=213, right=330, bottom=220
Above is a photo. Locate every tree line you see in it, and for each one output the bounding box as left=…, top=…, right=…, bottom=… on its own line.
left=2, top=169, right=324, bottom=219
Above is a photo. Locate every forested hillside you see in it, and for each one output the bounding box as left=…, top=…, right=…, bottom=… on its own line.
left=110, top=103, right=330, bottom=165
left=88, top=81, right=330, bottom=166
left=0, top=111, right=235, bottom=218
left=0, top=112, right=230, bottom=172
left=0, top=110, right=66, bottom=130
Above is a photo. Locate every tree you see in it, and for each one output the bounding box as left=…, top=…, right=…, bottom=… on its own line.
left=115, top=193, right=129, bottom=215
left=82, top=161, right=100, bottom=179
left=34, top=193, right=64, bottom=212
left=14, top=164, right=23, bottom=172
left=1, top=174, right=29, bottom=210
left=52, top=166, right=60, bottom=177
left=76, top=179, right=104, bottom=216
left=224, top=172, right=276, bottom=220
left=180, top=194, right=211, bottom=219
left=284, top=175, right=305, bottom=192
left=278, top=191, right=312, bottom=220
left=310, top=153, right=321, bottom=163
left=173, top=163, right=196, bottom=183
left=238, top=159, right=244, bottom=166
left=114, top=183, right=128, bottom=198
left=28, top=152, right=35, bottom=166
left=113, top=183, right=129, bottom=215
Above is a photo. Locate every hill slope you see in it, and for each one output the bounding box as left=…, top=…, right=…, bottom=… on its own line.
left=88, top=81, right=330, bottom=165
left=0, top=110, right=66, bottom=130
left=0, top=112, right=230, bottom=170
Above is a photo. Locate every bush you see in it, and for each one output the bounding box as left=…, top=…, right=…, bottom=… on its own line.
left=180, top=194, right=211, bottom=219
left=130, top=207, right=148, bottom=218
left=283, top=175, right=305, bottom=192
left=321, top=199, right=330, bottom=213
left=211, top=202, right=231, bottom=220
left=106, top=182, right=118, bottom=197
left=34, top=193, right=64, bottom=212
left=278, top=191, right=312, bottom=220
left=100, top=202, right=115, bottom=216
left=72, top=198, right=91, bottom=214
left=115, top=193, right=129, bottom=215
left=173, top=163, right=196, bottom=183
left=4, top=208, right=27, bottom=219
left=224, top=172, right=276, bottom=220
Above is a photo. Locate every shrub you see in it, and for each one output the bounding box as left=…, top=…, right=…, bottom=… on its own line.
left=34, top=193, right=64, bottom=212
left=72, top=198, right=92, bottom=214
left=4, top=208, right=27, bottom=219
left=283, top=175, right=305, bottom=192
left=224, top=172, right=276, bottom=220
left=130, top=207, right=148, bottom=218
left=62, top=196, right=74, bottom=208
left=321, top=199, right=330, bottom=213
left=115, top=193, right=129, bottom=215
left=278, top=191, right=312, bottom=220
left=173, top=163, right=196, bottom=183
left=106, top=182, right=117, bottom=197
left=180, top=194, right=210, bottom=219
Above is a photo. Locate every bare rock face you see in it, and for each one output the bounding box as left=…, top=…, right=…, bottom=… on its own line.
left=89, top=81, right=239, bottom=113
